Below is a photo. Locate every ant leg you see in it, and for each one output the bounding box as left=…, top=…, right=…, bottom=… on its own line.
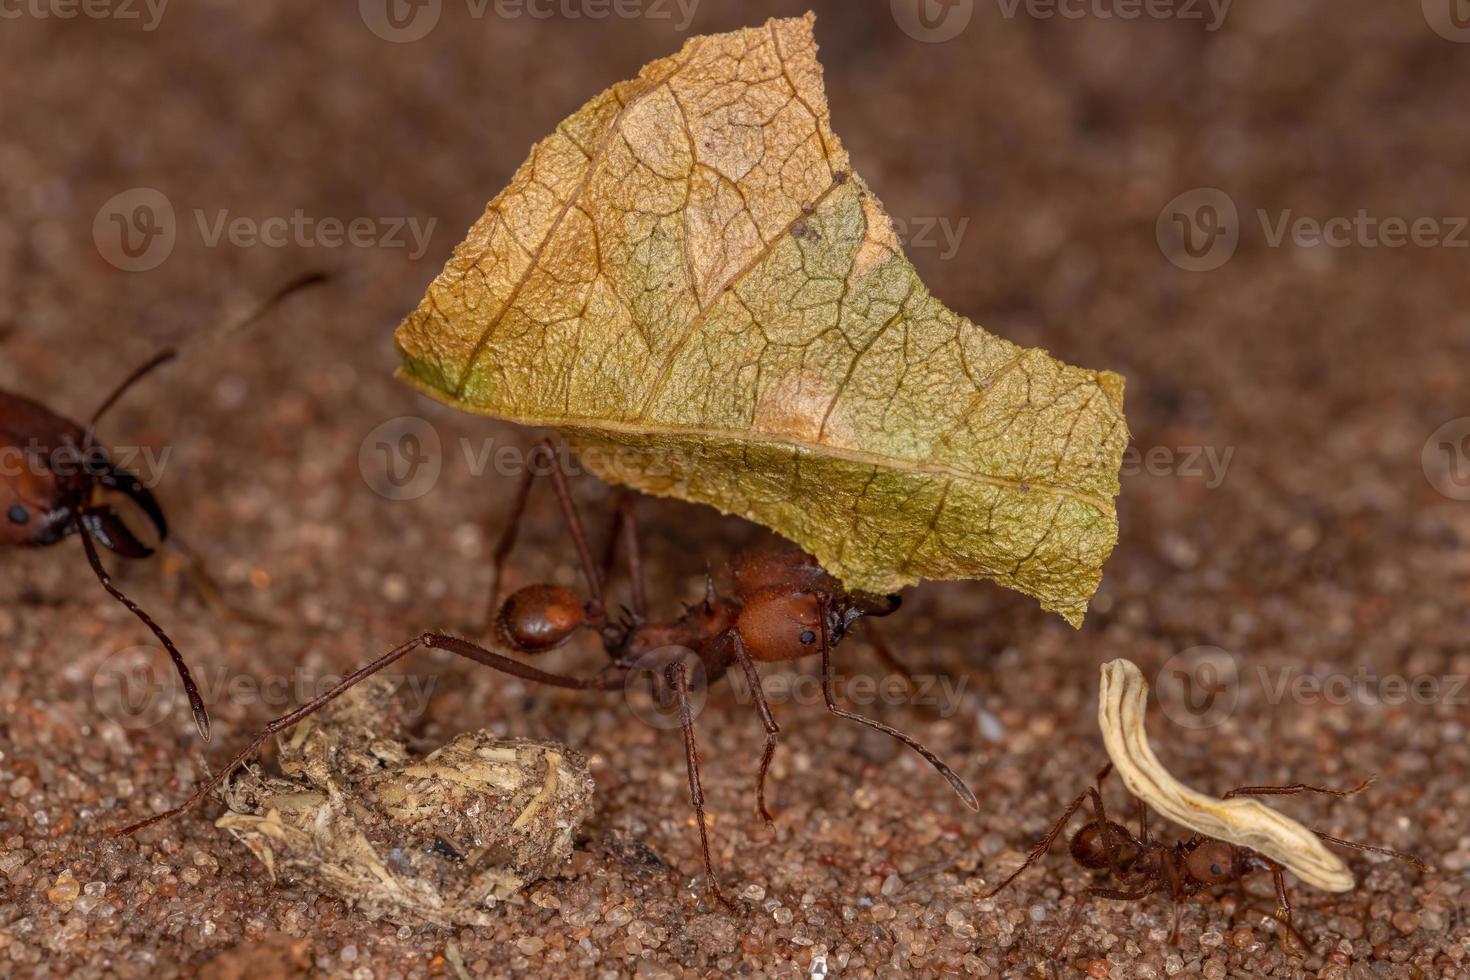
left=1315, top=832, right=1430, bottom=871
left=988, top=787, right=1092, bottom=896
left=1048, top=893, right=1092, bottom=978
left=816, top=620, right=978, bottom=812
left=483, top=439, right=607, bottom=630
left=110, top=631, right=625, bottom=838
left=600, top=492, right=647, bottom=619
left=79, top=515, right=210, bottom=743
left=725, top=633, right=781, bottom=823
left=482, top=457, right=537, bottom=629
left=1222, top=775, right=1374, bottom=799
left=669, top=661, right=736, bottom=911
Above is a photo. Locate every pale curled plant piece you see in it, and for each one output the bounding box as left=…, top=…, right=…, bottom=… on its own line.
left=1097, top=659, right=1354, bottom=892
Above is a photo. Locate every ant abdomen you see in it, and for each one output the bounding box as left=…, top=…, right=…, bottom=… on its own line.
left=1070, top=820, right=1137, bottom=870
left=496, top=584, right=586, bottom=653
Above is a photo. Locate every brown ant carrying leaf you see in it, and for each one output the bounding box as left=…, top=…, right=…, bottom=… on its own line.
left=115, top=439, right=978, bottom=910
left=0, top=272, right=327, bottom=740
left=988, top=659, right=1430, bottom=971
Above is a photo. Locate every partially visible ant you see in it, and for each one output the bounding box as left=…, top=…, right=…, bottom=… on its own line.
left=1, top=272, right=327, bottom=741
left=116, top=438, right=979, bottom=909
left=989, top=763, right=1429, bottom=969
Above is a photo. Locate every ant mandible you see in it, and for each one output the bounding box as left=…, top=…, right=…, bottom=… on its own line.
left=117, top=438, right=979, bottom=909
left=1, top=272, right=327, bottom=742
left=989, top=763, right=1428, bottom=965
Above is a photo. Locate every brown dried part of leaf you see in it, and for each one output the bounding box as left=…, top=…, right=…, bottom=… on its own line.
left=215, top=679, right=595, bottom=927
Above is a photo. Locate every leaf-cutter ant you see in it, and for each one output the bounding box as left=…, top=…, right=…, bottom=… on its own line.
left=116, top=438, right=979, bottom=909
left=1, top=272, right=327, bottom=741
left=989, top=764, right=1429, bottom=966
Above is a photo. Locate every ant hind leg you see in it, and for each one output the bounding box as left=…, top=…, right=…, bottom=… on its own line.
left=670, top=661, right=737, bottom=911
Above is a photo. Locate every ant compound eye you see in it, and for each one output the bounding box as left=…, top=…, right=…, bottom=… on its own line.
left=7, top=505, right=28, bottom=525
left=1210, top=863, right=1224, bottom=876
left=799, top=629, right=816, bottom=645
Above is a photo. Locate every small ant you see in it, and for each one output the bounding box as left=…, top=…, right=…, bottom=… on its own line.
left=989, top=763, right=1429, bottom=967
left=1, top=272, right=326, bottom=741
left=116, top=439, right=979, bottom=909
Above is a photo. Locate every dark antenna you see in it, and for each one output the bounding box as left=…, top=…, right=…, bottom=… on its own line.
left=83, top=271, right=329, bottom=449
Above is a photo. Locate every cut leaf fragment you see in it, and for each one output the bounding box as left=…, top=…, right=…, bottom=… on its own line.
left=394, top=12, right=1128, bottom=625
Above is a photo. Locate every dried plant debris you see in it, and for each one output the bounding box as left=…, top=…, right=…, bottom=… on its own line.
left=1097, top=659, right=1353, bottom=892
left=215, top=680, right=595, bottom=927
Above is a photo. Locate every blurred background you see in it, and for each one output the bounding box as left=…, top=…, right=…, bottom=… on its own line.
left=1, top=1, right=1467, bottom=975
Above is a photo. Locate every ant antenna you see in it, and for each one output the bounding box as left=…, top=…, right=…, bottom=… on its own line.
left=79, top=514, right=211, bottom=741
left=83, top=270, right=330, bottom=448
left=815, top=598, right=978, bottom=811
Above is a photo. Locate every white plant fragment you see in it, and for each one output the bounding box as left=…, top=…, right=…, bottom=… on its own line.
left=1097, top=658, right=1353, bottom=892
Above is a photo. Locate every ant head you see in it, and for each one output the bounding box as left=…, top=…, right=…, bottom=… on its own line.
left=1184, top=839, right=1240, bottom=886
left=736, top=588, right=824, bottom=663
left=1069, top=820, right=1136, bottom=870
left=497, top=584, right=587, bottom=654
left=0, top=455, right=77, bottom=549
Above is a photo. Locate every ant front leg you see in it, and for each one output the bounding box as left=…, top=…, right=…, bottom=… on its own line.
left=717, top=631, right=782, bottom=823
left=669, top=661, right=737, bottom=911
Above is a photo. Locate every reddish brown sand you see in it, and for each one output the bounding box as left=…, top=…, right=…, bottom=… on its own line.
left=1, top=2, right=1467, bottom=977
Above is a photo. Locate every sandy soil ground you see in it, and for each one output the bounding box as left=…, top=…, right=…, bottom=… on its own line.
left=1, top=1, right=1467, bottom=976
